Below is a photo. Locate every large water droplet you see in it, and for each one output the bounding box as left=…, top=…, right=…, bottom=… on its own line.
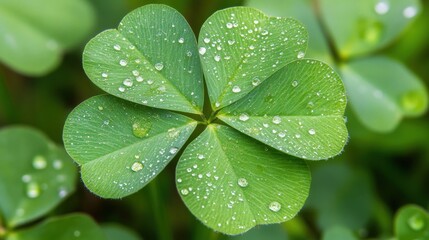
left=237, top=178, right=248, bottom=187
left=181, top=189, right=189, bottom=195
left=272, top=116, right=281, bottom=124
left=132, top=121, right=151, bottom=138
left=403, top=6, right=418, bottom=18
left=407, top=214, right=425, bottom=231
left=252, top=77, right=261, bottom=87
left=178, top=37, right=184, bottom=43
left=131, top=162, right=144, bottom=172
left=27, top=182, right=41, bottom=198
left=214, top=55, right=221, bottom=62
left=297, top=51, right=305, bottom=59
left=155, top=63, right=164, bottom=71
left=239, top=113, right=249, bottom=122
left=199, top=47, right=207, bottom=55
left=269, top=201, right=281, bottom=212
left=113, top=44, right=121, bottom=51
left=374, top=1, right=389, bottom=15
left=33, top=155, right=47, bottom=169
left=232, top=86, right=241, bottom=93
left=123, top=78, right=133, bottom=87
left=226, top=22, right=233, bottom=28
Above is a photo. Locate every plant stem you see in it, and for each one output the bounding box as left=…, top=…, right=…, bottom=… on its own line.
left=0, top=217, right=6, bottom=238
left=149, top=179, right=173, bottom=240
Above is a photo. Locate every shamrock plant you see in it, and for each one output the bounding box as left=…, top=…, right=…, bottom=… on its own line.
left=63, top=4, right=348, bottom=235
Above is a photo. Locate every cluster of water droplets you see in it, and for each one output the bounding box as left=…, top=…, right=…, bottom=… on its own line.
left=21, top=155, right=69, bottom=200
left=374, top=0, right=418, bottom=18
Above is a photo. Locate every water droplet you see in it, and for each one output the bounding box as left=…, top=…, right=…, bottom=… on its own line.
left=177, top=178, right=182, bottom=183
left=408, top=214, right=425, bottom=230
left=131, top=162, right=144, bottom=172
left=278, top=132, right=286, bottom=138
left=58, top=188, right=68, bottom=198
left=374, top=1, right=389, bottom=15
left=403, top=6, right=418, bottom=18
left=237, top=178, right=248, bottom=187
left=181, top=189, right=189, bottom=195
left=136, top=76, right=144, bottom=82
left=254, top=20, right=259, bottom=24
left=118, top=86, right=125, bottom=92
left=215, top=102, right=221, bottom=108
left=27, top=182, right=40, bottom=198
left=119, top=60, right=128, bottom=66
left=228, top=40, right=235, bottom=45
left=132, top=70, right=139, bottom=76
left=155, top=62, right=164, bottom=71
left=232, top=86, right=241, bottom=93
left=272, top=116, right=281, bottom=124
left=308, top=129, right=316, bottom=135
left=178, top=37, right=184, bottom=43
left=249, top=45, right=255, bottom=50
left=123, top=78, right=133, bottom=87
left=33, top=155, right=47, bottom=169
left=113, top=44, right=121, bottom=51
left=297, top=51, right=305, bottom=59
left=74, top=231, right=81, bottom=237
left=203, top=38, right=210, bottom=43
left=226, top=22, right=233, bottom=28
left=239, top=113, right=249, bottom=122
left=291, top=80, right=299, bottom=87
left=132, top=121, right=151, bottom=138
left=261, top=30, right=269, bottom=35
left=147, top=79, right=154, bottom=85
left=101, top=73, right=108, bottom=78
left=197, top=154, right=205, bottom=160
left=53, top=160, right=63, bottom=169
left=269, top=201, right=281, bottom=212
left=295, top=133, right=301, bottom=138
left=214, top=55, right=221, bottom=62
left=199, top=47, right=207, bottom=55
left=252, top=77, right=261, bottom=86
left=169, top=147, right=179, bottom=154
left=22, top=174, right=31, bottom=183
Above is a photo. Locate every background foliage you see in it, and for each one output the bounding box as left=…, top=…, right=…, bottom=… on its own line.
left=1, top=0, right=428, bottom=239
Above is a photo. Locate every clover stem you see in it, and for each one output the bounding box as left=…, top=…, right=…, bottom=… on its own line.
left=0, top=219, right=6, bottom=238
left=149, top=180, right=173, bottom=240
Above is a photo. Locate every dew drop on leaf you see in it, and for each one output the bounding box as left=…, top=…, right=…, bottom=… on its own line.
left=308, top=129, right=316, bottom=135
left=53, top=159, right=63, bottom=169
left=101, top=73, right=108, bottom=78
left=147, top=79, right=154, bottom=85
left=203, top=38, right=210, bottom=43
left=26, top=182, right=41, bottom=198
left=118, top=86, right=125, bottom=92
left=214, top=55, right=221, bottom=62
left=181, top=189, right=189, bottom=196
left=136, top=76, right=144, bottom=82
left=297, top=51, right=305, bottom=59
left=119, top=59, right=128, bottom=66
left=252, top=77, right=261, bottom=86
left=22, top=174, right=31, bottom=183
left=132, top=121, right=151, bottom=138
left=132, top=70, right=140, bottom=76
left=272, top=116, right=282, bottom=124
left=155, top=62, right=164, bottom=71
left=123, top=78, right=133, bottom=87
left=295, top=133, right=301, bottom=139
left=113, top=44, right=121, bottom=51
left=131, top=162, right=144, bottom=172
left=197, top=154, right=205, bottom=160
left=199, top=47, right=207, bottom=55
left=239, top=113, right=249, bottom=122
left=291, top=80, right=299, bottom=87
left=269, top=201, right=281, bottom=212
left=374, top=0, right=389, bottom=15
left=169, top=147, right=179, bottom=154
left=237, top=178, right=248, bottom=187
left=403, top=6, right=418, bottom=18
left=226, top=22, right=233, bottom=28
left=232, top=86, right=241, bottom=93
left=178, top=37, right=185, bottom=43
left=33, top=155, right=47, bottom=169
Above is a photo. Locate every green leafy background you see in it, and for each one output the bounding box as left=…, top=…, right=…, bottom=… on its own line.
left=1, top=0, right=429, bottom=239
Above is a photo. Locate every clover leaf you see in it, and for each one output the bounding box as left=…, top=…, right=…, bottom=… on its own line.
left=63, top=4, right=348, bottom=235
left=394, top=205, right=429, bottom=240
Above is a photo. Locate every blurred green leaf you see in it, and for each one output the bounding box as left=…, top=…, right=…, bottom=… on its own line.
left=245, top=0, right=332, bottom=63
left=322, top=225, right=358, bottom=240
left=219, top=60, right=347, bottom=160
left=224, top=224, right=288, bottom=240
left=395, top=205, right=429, bottom=240
left=0, top=0, right=95, bottom=75
left=340, top=56, right=428, bottom=132
left=101, top=223, right=142, bottom=240
left=6, top=214, right=105, bottom=240
left=176, top=124, right=310, bottom=235
left=63, top=95, right=197, bottom=198
left=83, top=4, right=203, bottom=114
left=320, top=0, right=421, bottom=59
left=0, top=126, right=77, bottom=228
left=198, top=7, right=307, bottom=109
left=307, top=163, right=374, bottom=231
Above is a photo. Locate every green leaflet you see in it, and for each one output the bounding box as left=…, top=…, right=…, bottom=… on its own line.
left=219, top=60, right=347, bottom=160
left=0, top=126, right=76, bottom=228
left=198, top=7, right=307, bottom=109
left=320, top=0, right=421, bottom=59
left=6, top=214, right=106, bottom=240
left=176, top=125, right=310, bottom=235
left=0, top=0, right=95, bottom=75
left=83, top=4, right=203, bottom=114
left=394, top=205, right=429, bottom=240
left=341, top=56, right=428, bottom=132
left=63, top=95, right=197, bottom=198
